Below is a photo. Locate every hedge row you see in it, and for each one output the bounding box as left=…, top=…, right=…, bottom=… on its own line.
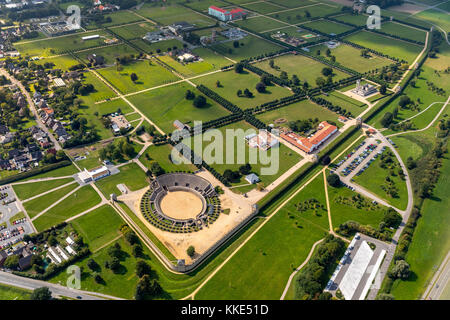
left=196, top=84, right=244, bottom=114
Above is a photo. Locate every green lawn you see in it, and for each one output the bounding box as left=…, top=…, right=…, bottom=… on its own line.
left=20, top=165, right=79, bottom=181
left=95, top=163, right=149, bottom=197
left=254, top=53, right=349, bottom=88
left=234, top=16, right=287, bottom=33
left=302, top=19, right=354, bottom=35
left=71, top=205, right=124, bottom=251
left=13, top=178, right=74, bottom=201
left=415, top=8, right=450, bottom=32
left=268, top=4, right=340, bottom=23
left=353, top=150, right=409, bottom=211
left=76, top=43, right=140, bottom=65
left=0, top=284, right=30, bottom=300
left=380, top=21, right=427, bottom=43
left=131, top=39, right=185, bottom=55
left=110, top=22, right=156, bottom=40
left=243, top=1, right=284, bottom=14
left=333, top=13, right=369, bottom=26
left=33, top=55, right=81, bottom=71
left=127, top=82, right=230, bottom=133
left=319, top=91, right=367, bottom=117
left=85, top=10, right=144, bottom=29
left=139, top=143, right=196, bottom=173
left=344, top=30, right=423, bottom=63
left=192, top=69, right=293, bottom=110
left=97, top=59, right=179, bottom=94
left=33, top=185, right=102, bottom=232
left=24, top=183, right=79, bottom=219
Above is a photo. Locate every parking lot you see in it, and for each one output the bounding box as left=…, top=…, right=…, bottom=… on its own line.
left=0, top=185, right=34, bottom=251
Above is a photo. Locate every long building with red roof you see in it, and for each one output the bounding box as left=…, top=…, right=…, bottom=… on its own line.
left=280, top=121, right=338, bottom=154
left=208, top=6, right=247, bottom=21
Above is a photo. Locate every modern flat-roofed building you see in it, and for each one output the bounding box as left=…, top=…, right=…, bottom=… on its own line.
left=208, top=6, right=247, bottom=22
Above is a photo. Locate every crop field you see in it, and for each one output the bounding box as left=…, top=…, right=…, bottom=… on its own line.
left=192, top=69, right=292, bottom=110
left=210, top=35, right=283, bottom=60
left=127, top=82, right=230, bottom=133
left=380, top=21, right=427, bottom=42
left=71, top=205, right=124, bottom=251
left=344, top=30, right=423, bottom=63
left=182, top=121, right=303, bottom=188
left=85, top=10, right=145, bottom=29
left=254, top=53, right=349, bottom=87
left=268, top=4, right=341, bottom=23
left=301, top=19, right=354, bottom=35
left=33, top=185, right=102, bottom=232
left=130, top=38, right=184, bottom=54
left=256, top=99, right=342, bottom=126
left=234, top=16, right=287, bottom=33
left=308, top=43, right=393, bottom=73
left=97, top=59, right=179, bottom=94
left=15, top=30, right=113, bottom=56
left=96, top=163, right=149, bottom=197
left=110, top=22, right=156, bottom=40
left=135, top=4, right=216, bottom=27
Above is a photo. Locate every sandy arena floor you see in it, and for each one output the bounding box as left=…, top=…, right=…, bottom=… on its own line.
left=159, top=190, right=203, bottom=220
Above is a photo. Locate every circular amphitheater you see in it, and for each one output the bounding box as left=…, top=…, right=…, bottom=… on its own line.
left=140, top=173, right=221, bottom=233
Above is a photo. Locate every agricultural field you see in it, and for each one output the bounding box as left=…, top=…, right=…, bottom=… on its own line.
left=210, top=34, right=283, bottom=60
left=344, top=30, right=423, bottom=63
left=127, top=82, right=231, bottom=133
left=192, top=69, right=293, bottom=110
left=308, top=43, right=393, bottom=73
left=254, top=53, right=349, bottom=87
left=97, top=59, right=179, bottom=94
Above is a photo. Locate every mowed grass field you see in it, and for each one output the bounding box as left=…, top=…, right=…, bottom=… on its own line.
left=243, top=1, right=284, bottom=14
left=33, top=185, right=102, bottom=232
left=76, top=43, right=140, bottom=65
left=301, top=19, right=354, bottom=35
left=254, top=53, right=349, bottom=87
left=15, top=30, right=112, bottom=56
left=380, top=21, right=427, bottom=43
left=196, top=174, right=328, bottom=299
left=192, top=69, right=292, bottom=110
left=0, top=284, right=30, bottom=300
left=33, top=55, right=81, bottom=71
left=182, top=121, right=303, bottom=188
left=256, top=99, right=342, bottom=126
left=110, top=22, right=156, bottom=40
left=308, top=43, right=393, bottom=73
left=85, top=10, right=144, bottom=29
left=268, top=4, right=340, bottom=23
left=139, top=143, right=197, bottom=173
left=13, top=178, right=74, bottom=201
left=234, top=16, right=287, bottom=33
left=127, top=82, right=230, bottom=133
left=344, top=30, right=423, bottom=63
left=333, top=13, right=369, bottom=26
left=135, top=4, right=215, bottom=27
left=71, top=205, right=124, bottom=252
left=131, top=38, right=185, bottom=55
left=319, top=91, right=368, bottom=117
left=210, top=35, right=283, bottom=60
left=268, top=0, right=317, bottom=8
left=95, top=163, right=149, bottom=197
left=97, top=59, right=179, bottom=94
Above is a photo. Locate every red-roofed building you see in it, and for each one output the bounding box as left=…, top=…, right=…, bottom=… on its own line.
left=208, top=6, right=247, bottom=21
left=281, top=121, right=338, bottom=153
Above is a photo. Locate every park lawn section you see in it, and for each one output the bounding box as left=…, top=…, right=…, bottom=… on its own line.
left=0, top=284, right=30, bottom=300
left=344, top=30, right=423, bottom=63
left=85, top=10, right=144, bottom=29
left=139, top=143, right=196, bottom=173
left=243, top=1, right=284, bottom=14
left=268, top=4, right=340, bottom=23
left=33, top=55, right=81, bottom=71
left=302, top=19, right=354, bottom=35
left=23, top=183, right=79, bottom=219
left=20, top=164, right=79, bottom=181
left=319, top=91, right=367, bottom=117
left=127, top=82, right=231, bottom=133
left=110, top=22, right=156, bottom=40
left=327, top=184, right=386, bottom=228
left=13, top=178, right=74, bottom=201
left=309, top=43, right=393, bottom=73
left=234, top=16, right=287, bottom=33
left=182, top=121, right=303, bottom=188
left=353, top=150, right=409, bottom=211
left=380, top=21, right=427, bottom=43
left=333, top=13, right=368, bottom=26
left=256, top=99, right=342, bottom=126
left=254, top=53, right=349, bottom=88
left=71, top=205, right=124, bottom=251
left=76, top=43, right=140, bottom=65
left=210, top=35, right=283, bottom=61
left=268, top=0, right=317, bottom=8
left=192, top=69, right=293, bottom=110
left=97, top=59, right=179, bottom=94
left=95, top=163, right=149, bottom=197
left=185, top=0, right=229, bottom=12
left=195, top=201, right=327, bottom=299
left=262, top=26, right=326, bottom=43
left=33, top=185, right=102, bottom=232
left=390, top=139, right=450, bottom=299
left=135, top=3, right=215, bottom=27
left=131, top=39, right=184, bottom=54
left=15, top=30, right=113, bottom=56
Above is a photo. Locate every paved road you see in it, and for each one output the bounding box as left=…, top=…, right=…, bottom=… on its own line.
left=0, top=271, right=122, bottom=300
left=422, top=251, right=450, bottom=300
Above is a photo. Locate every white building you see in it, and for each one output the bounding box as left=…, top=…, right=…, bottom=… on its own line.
left=78, top=166, right=110, bottom=183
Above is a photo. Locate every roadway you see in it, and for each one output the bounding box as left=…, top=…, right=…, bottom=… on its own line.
left=422, top=251, right=450, bottom=300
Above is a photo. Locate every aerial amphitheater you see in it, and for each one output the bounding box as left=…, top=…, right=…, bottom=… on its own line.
left=0, top=0, right=447, bottom=307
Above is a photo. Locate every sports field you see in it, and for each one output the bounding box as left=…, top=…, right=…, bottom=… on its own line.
left=192, top=69, right=293, bottom=110
left=254, top=53, right=349, bottom=87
